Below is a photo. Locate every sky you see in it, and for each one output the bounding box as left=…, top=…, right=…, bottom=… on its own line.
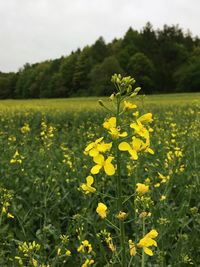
left=0, top=0, right=200, bottom=72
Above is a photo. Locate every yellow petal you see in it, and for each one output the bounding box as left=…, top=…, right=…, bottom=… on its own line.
left=106, top=156, right=114, bottom=163
left=147, top=230, right=158, bottom=238
left=129, top=149, right=138, bottom=160
left=118, top=142, right=131, bottom=151
left=144, top=247, right=153, bottom=256
left=138, top=113, right=153, bottom=123
left=108, top=117, right=116, bottom=128
left=85, top=142, right=94, bottom=152
left=91, top=165, right=102, bottom=174
left=86, top=175, right=94, bottom=186
left=81, top=184, right=88, bottom=192
left=95, top=137, right=104, bottom=144
left=104, top=163, right=115, bottom=176
left=146, top=148, right=154, bottom=155
left=93, top=154, right=104, bottom=165
left=119, top=131, right=128, bottom=137
left=89, top=148, right=99, bottom=157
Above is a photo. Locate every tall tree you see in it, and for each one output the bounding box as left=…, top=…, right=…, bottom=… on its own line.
left=127, top=52, right=155, bottom=93
left=89, top=56, right=124, bottom=96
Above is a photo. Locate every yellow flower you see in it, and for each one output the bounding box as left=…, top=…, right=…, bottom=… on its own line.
left=118, top=137, right=144, bottom=160
left=7, top=212, right=14, bottom=219
left=129, top=240, right=136, bottom=256
left=31, top=258, right=38, bottom=267
left=123, top=101, right=137, bottom=111
left=108, top=127, right=127, bottom=139
left=21, top=123, right=31, bottom=134
left=84, top=137, right=112, bottom=157
left=65, top=249, right=71, bottom=256
left=81, top=259, right=94, bottom=267
left=116, top=211, right=127, bottom=221
left=130, top=121, right=150, bottom=141
left=103, top=117, right=116, bottom=129
left=137, top=113, right=153, bottom=123
left=132, top=111, right=139, bottom=117
left=91, top=155, right=115, bottom=176
left=81, top=176, right=96, bottom=194
left=96, top=203, right=107, bottom=219
left=160, top=195, right=166, bottom=201
left=103, top=117, right=127, bottom=139
left=158, top=172, right=170, bottom=183
left=137, top=229, right=158, bottom=256
left=136, top=183, right=149, bottom=195
left=77, top=240, right=92, bottom=254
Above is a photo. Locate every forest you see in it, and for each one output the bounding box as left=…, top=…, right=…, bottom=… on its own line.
left=0, top=22, right=200, bottom=99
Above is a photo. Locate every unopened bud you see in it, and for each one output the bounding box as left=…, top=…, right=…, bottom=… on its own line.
left=134, top=87, right=141, bottom=93
left=109, top=93, right=115, bottom=101
left=98, top=100, right=104, bottom=107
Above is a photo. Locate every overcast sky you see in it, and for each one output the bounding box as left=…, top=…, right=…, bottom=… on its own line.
left=0, top=0, right=199, bottom=72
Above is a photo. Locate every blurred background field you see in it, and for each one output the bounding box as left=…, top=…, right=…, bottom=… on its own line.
left=0, top=92, right=200, bottom=113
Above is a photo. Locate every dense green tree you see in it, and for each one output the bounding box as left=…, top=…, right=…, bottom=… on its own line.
left=89, top=56, right=124, bottom=96
left=0, top=23, right=199, bottom=98
left=127, top=52, right=155, bottom=93
left=175, top=48, right=200, bottom=92
left=90, top=37, right=109, bottom=64
left=73, top=46, right=93, bottom=95
left=59, top=51, right=79, bottom=97
left=117, top=27, right=140, bottom=71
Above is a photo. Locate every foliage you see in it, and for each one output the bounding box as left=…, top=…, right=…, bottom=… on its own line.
left=0, top=23, right=200, bottom=98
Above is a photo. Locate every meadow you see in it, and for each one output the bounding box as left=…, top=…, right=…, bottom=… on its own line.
left=0, top=89, right=200, bottom=266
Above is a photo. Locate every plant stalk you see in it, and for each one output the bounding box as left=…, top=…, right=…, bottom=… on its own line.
left=141, top=218, right=146, bottom=267
left=116, top=97, right=126, bottom=267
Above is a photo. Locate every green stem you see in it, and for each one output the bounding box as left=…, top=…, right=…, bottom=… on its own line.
left=141, top=219, right=146, bottom=267
left=116, top=97, right=126, bottom=267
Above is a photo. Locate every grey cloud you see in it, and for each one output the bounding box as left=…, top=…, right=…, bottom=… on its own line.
left=0, top=0, right=199, bottom=72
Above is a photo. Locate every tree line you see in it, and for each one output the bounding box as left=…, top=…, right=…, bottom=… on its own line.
left=0, top=22, right=200, bottom=99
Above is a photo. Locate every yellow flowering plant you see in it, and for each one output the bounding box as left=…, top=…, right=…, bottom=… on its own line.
left=81, top=74, right=158, bottom=267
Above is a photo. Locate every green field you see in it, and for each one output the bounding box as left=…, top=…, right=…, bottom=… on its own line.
left=0, top=92, right=200, bottom=112
left=0, top=92, right=200, bottom=266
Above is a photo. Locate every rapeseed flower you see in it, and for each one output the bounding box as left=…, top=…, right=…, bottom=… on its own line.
left=116, top=211, right=127, bottom=221
left=21, top=123, right=31, bottom=134
left=84, top=137, right=112, bottom=157
left=96, top=203, right=107, bottom=219
left=130, top=121, right=150, bottom=141
left=128, top=240, right=136, bottom=256
left=103, top=117, right=127, bottom=139
left=82, top=259, right=94, bottom=267
left=118, top=137, right=144, bottom=160
left=81, top=176, right=96, bottom=194
left=77, top=240, right=92, bottom=254
left=136, top=183, right=149, bottom=195
left=123, top=101, right=137, bottom=111
left=137, top=229, right=158, bottom=256
left=103, top=117, right=116, bottom=129
left=137, top=113, right=153, bottom=123
left=91, top=155, right=115, bottom=176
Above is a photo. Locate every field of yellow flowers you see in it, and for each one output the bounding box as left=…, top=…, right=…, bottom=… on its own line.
left=0, top=77, right=200, bottom=267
